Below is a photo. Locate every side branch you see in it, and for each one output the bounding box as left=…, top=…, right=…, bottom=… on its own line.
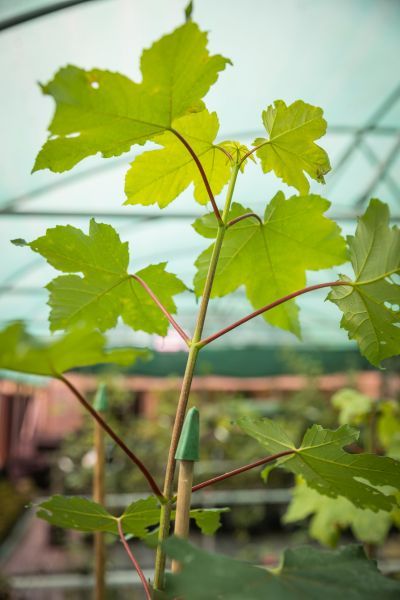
left=239, top=140, right=269, bottom=166
left=58, top=374, right=163, bottom=498
left=192, top=450, right=295, bottom=493
left=171, top=128, right=223, bottom=224
left=130, top=274, right=190, bottom=345
left=199, top=280, right=350, bottom=347
left=215, top=144, right=234, bottom=162
left=227, top=212, right=262, bottom=228
left=117, top=520, right=152, bottom=600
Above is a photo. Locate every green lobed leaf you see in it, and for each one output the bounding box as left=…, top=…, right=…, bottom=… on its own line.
left=37, top=496, right=160, bottom=537
left=188, top=508, right=229, bottom=535
left=144, top=508, right=229, bottom=540
left=33, top=22, right=230, bottom=173
left=237, top=417, right=296, bottom=454
left=329, top=199, right=400, bottom=367
left=120, top=497, right=162, bottom=537
left=193, top=193, right=347, bottom=335
left=37, top=495, right=227, bottom=538
left=238, top=417, right=400, bottom=511
left=283, top=478, right=393, bottom=547
left=21, top=220, right=186, bottom=335
left=139, top=22, right=230, bottom=119
left=122, top=263, right=186, bottom=334
left=253, top=99, right=330, bottom=194
left=163, top=537, right=400, bottom=599
left=37, top=496, right=118, bottom=533
left=125, top=110, right=231, bottom=207
left=0, top=322, right=147, bottom=377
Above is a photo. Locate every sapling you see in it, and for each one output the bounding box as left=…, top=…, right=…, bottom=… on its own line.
left=1, top=14, right=400, bottom=600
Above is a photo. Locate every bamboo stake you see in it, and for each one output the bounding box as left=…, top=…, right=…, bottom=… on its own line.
left=171, top=407, right=200, bottom=573
left=93, top=384, right=108, bottom=600
left=173, top=460, right=194, bottom=542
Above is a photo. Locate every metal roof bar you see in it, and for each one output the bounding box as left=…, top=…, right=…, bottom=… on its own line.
left=0, top=0, right=105, bottom=32
left=356, top=136, right=400, bottom=207
left=359, top=139, right=400, bottom=199
left=329, top=84, right=400, bottom=189
left=0, top=209, right=193, bottom=219
left=1, top=209, right=399, bottom=220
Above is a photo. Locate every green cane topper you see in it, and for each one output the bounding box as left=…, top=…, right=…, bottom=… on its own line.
left=93, top=383, right=109, bottom=413
left=175, top=407, right=200, bottom=462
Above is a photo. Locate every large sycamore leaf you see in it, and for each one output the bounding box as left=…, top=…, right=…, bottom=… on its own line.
left=125, top=110, right=231, bottom=207
left=33, top=22, right=230, bottom=173
left=284, top=478, right=394, bottom=547
left=37, top=495, right=227, bottom=537
left=163, top=537, right=400, bottom=599
left=329, top=199, right=400, bottom=367
left=17, top=220, right=185, bottom=335
left=253, top=100, right=330, bottom=194
left=238, top=418, right=400, bottom=511
left=193, top=193, right=347, bottom=335
left=0, top=322, right=147, bottom=377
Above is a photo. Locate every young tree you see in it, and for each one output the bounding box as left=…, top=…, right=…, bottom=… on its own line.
left=1, top=17, right=399, bottom=599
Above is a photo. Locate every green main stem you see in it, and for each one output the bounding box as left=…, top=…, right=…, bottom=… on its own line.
left=153, top=164, right=240, bottom=591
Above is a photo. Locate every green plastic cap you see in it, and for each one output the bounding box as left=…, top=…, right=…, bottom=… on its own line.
left=175, top=407, right=200, bottom=461
left=93, top=383, right=108, bottom=413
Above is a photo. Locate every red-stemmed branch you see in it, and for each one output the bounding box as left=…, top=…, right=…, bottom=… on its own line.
left=199, top=280, right=350, bottom=347
left=227, top=212, right=262, bottom=228
left=58, top=374, right=163, bottom=498
left=117, top=520, right=152, bottom=600
left=171, top=128, right=223, bottom=224
left=215, top=144, right=234, bottom=162
left=130, top=274, right=190, bottom=345
left=239, top=141, right=268, bottom=166
left=192, top=449, right=295, bottom=493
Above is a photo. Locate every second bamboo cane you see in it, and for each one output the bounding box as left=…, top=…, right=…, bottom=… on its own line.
left=93, top=383, right=108, bottom=600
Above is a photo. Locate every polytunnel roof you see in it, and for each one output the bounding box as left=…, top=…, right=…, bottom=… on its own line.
left=0, top=0, right=399, bottom=350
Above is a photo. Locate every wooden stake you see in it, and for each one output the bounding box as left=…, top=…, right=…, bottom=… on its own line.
left=93, top=384, right=108, bottom=600
left=171, top=407, right=199, bottom=573
left=173, top=460, right=194, bottom=542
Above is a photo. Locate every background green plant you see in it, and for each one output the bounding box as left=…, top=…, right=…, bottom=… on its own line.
left=284, top=390, right=400, bottom=548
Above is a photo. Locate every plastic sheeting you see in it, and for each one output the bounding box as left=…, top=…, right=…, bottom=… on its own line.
left=0, top=0, right=399, bottom=348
